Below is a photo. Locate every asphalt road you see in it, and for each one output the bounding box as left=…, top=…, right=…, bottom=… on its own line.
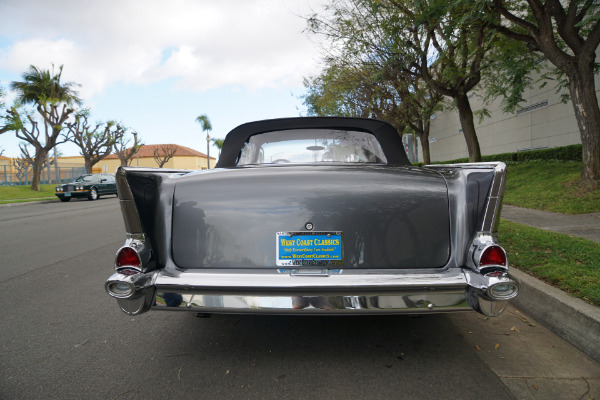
left=1, top=199, right=598, bottom=400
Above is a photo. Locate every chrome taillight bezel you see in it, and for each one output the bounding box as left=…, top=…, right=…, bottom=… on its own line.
left=115, top=246, right=142, bottom=272
left=468, top=233, right=509, bottom=272
left=477, top=244, right=508, bottom=269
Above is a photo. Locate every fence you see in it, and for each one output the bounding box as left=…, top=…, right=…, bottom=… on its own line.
left=0, top=164, right=87, bottom=186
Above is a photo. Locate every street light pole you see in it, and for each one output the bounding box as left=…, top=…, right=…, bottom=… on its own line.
left=133, top=132, right=139, bottom=166
left=206, top=133, right=210, bottom=169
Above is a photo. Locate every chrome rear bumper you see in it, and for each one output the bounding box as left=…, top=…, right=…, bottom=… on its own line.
left=106, top=268, right=518, bottom=317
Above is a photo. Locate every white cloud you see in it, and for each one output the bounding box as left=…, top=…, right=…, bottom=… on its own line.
left=0, top=0, right=325, bottom=98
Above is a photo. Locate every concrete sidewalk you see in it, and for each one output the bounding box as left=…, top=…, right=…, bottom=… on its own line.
left=500, top=205, right=600, bottom=364
left=502, top=204, right=600, bottom=243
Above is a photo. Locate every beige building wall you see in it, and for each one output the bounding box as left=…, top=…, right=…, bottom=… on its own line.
left=1, top=145, right=215, bottom=184
left=172, top=155, right=214, bottom=170
left=0, top=156, right=11, bottom=169
left=57, top=154, right=215, bottom=174
left=0, top=156, right=12, bottom=181
left=425, top=63, right=599, bottom=162
left=98, top=155, right=214, bottom=172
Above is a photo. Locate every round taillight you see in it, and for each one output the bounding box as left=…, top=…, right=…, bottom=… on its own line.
left=480, top=246, right=507, bottom=267
left=116, top=247, right=141, bottom=269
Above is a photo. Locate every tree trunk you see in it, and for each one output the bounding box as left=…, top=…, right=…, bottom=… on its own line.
left=85, top=158, right=93, bottom=174
left=414, top=119, right=432, bottom=165
left=455, top=93, right=481, bottom=162
left=421, top=120, right=431, bottom=164
left=418, top=135, right=431, bottom=164
left=568, top=62, right=600, bottom=182
left=46, top=152, right=51, bottom=186
left=31, top=148, right=47, bottom=191
left=53, top=146, right=60, bottom=184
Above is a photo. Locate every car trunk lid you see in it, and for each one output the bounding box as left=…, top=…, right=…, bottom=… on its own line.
left=171, top=165, right=450, bottom=269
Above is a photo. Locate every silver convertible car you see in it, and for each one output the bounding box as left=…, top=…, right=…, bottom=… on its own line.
left=105, top=117, right=518, bottom=317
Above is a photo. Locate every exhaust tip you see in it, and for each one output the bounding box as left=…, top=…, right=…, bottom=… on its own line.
left=487, top=281, right=519, bottom=300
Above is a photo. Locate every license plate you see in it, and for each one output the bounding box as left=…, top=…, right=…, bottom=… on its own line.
left=64, top=192, right=71, bottom=197
left=276, top=231, right=343, bottom=267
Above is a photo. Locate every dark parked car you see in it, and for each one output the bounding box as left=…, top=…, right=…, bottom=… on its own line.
left=55, top=173, right=117, bottom=202
left=105, top=117, right=519, bottom=317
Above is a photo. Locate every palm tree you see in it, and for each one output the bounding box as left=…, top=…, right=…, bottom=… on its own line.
left=8, top=64, right=81, bottom=190
left=195, top=114, right=212, bottom=169
left=11, top=64, right=81, bottom=107
left=210, top=138, right=224, bottom=157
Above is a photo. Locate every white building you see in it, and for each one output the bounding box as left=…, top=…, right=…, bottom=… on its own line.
left=409, top=63, right=600, bottom=163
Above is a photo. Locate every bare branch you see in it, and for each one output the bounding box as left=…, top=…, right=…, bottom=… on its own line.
left=114, top=131, right=142, bottom=166
left=152, top=145, right=177, bottom=168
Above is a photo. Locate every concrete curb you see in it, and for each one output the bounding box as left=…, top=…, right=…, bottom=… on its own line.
left=511, top=268, right=600, bottom=363
left=0, top=199, right=58, bottom=208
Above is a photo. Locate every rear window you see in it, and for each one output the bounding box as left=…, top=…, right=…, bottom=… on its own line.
left=75, top=175, right=94, bottom=182
left=236, top=129, right=387, bottom=165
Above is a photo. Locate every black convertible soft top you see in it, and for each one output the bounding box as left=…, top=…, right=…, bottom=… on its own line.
left=215, top=117, right=411, bottom=168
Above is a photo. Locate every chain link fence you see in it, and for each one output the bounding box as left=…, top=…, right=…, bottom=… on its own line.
left=0, top=164, right=87, bottom=186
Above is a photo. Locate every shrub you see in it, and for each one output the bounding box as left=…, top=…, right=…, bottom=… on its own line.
left=417, top=144, right=582, bottom=165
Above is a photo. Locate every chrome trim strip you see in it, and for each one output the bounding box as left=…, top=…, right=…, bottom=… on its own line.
left=425, top=162, right=505, bottom=169
left=153, top=268, right=468, bottom=289
left=480, top=163, right=506, bottom=233
left=126, top=233, right=146, bottom=242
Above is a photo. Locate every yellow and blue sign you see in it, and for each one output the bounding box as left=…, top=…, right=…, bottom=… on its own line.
left=276, top=231, right=343, bottom=267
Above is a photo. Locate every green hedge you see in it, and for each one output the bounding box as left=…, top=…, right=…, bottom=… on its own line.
left=417, top=144, right=582, bottom=165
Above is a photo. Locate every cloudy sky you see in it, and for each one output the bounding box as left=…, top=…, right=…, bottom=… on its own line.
left=0, top=0, right=327, bottom=158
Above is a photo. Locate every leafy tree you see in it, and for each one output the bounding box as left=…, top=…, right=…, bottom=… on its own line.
left=12, top=143, right=54, bottom=184
left=0, top=85, right=8, bottom=136
left=195, top=114, right=212, bottom=168
left=307, top=0, right=496, bottom=162
left=12, top=157, right=30, bottom=184
left=304, top=62, right=408, bottom=132
left=1, top=65, right=80, bottom=190
left=486, top=0, right=600, bottom=182
left=398, top=75, right=443, bottom=164
left=303, top=64, right=385, bottom=118
left=3, top=104, right=71, bottom=189
left=304, top=61, right=442, bottom=163
left=382, top=0, right=497, bottom=161
left=305, top=2, right=448, bottom=163
left=12, top=145, right=35, bottom=184
left=152, top=144, right=177, bottom=168
left=66, top=109, right=125, bottom=173
left=113, top=131, right=143, bottom=166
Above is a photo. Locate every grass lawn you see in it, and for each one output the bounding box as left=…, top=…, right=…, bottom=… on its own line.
left=504, top=160, right=600, bottom=214
left=0, top=184, right=57, bottom=204
left=499, top=219, right=600, bottom=306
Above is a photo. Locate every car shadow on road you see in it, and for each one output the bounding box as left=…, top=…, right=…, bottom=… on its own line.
left=123, top=312, right=515, bottom=400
